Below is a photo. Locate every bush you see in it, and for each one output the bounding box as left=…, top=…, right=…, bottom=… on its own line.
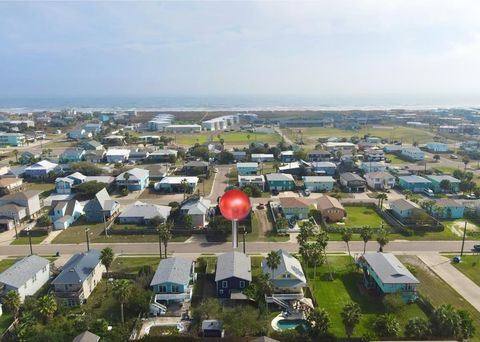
left=382, top=293, right=404, bottom=313
left=121, top=188, right=129, bottom=196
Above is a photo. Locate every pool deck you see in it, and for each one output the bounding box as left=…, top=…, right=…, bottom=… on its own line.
left=271, top=312, right=306, bottom=331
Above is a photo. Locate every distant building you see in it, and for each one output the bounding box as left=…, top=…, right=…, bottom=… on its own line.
left=238, top=175, right=265, bottom=191
left=365, top=172, right=395, bottom=190
left=165, top=124, right=202, bottom=133
left=425, top=142, right=449, bottom=153
left=236, top=162, right=258, bottom=175
left=310, top=161, right=336, bottom=176
left=361, top=161, right=387, bottom=174
left=398, top=175, right=431, bottom=192
left=308, top=150, right=331, bottom=162
left=251, top=154, right=274, bottom=162
left=60, top=148, right=86, bottom=162
left=339, top=172, right=366, bottom=192
left=425, top=175, right=461, bottom=193
left=400, top=147, right=425, bottom=161
left=0, top=132, right=26, bottom=147
left=155, top=176, right=199, bottom=193
left=105, top=149, right=130, bottom=163
left=280, top=151, right=296, bottom=163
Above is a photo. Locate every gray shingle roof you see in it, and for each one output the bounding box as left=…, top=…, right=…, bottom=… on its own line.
left=391, top=199, right=418, bottom=210
left=215, top=251, right=252, bottom=282
left=0, top=255, right=49, bottom=288
left=52, top=250, right=101, bottom=285
left=116, top=168, right=149, bottom=181
left=119, top=201, right=171, bottom=220
left=362, top=253, right=419, bottom=284
left=261, top=249, right=306, bottom=285
left=399, top=175, right=431, bottom=183
left=73, top=331, right=100, bottom=342
left=150, top=257, right=193, bottom=286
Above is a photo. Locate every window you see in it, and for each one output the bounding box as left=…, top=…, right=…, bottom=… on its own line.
left=171, top=285, right=180, bottom=293
left=239, top=281, right=245, bottom=288
left=158, top=285, right=167, bottom=293
left=222, top=281, right=228, bottom=288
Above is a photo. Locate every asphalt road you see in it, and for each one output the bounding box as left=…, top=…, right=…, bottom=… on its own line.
left=3, top=239, right=477, bottom=257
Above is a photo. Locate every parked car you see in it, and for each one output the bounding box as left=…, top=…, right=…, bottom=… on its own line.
left=304, top=189, right=311, bottom=197
left=423, top=188, right=434, bottom=197
left=271, top=189, right=279, bottom=196
left=257, top=203, right=265, bottom=209
left=473, top=245, right=480, bottom=252
left=465, top=194, right=477, bottom=200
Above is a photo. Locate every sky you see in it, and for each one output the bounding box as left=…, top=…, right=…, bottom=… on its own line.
left=1, top=1, right=480, bottom=105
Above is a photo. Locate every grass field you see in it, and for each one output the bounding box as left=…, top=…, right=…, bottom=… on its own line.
left=447, top=254, right=480, bottom=287
left=384, top=153, right=409, bottom=165
left=282, top=126, right=436, bottom=146
left=0, top=258, right=17, bottom=272
left=170, top=131, right=282, bottom=146
left=10, top=235, right=47, bottom=245
left=24, top=182, right=56, bottom=198
left=329, top=206, right=389, bottom=229
left=308, top=256, right=427, bottom=338
left=399, top=255, right=480, bottom=340
left=110, top=256, right=160, bottom=274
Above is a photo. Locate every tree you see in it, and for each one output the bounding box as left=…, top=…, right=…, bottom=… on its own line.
left=159, top=221, right=173, bottom=258
left=100, top=247, right=114, bottom=281
left=183, top=214, right=193, bottom=228
left=266, top=250, right=281, bottom=280
left=243, top=272, right=273, bottom=308
left=458, top=309, right=476, bottom=340
left=76, top=181, right=108, bottom=199
left=376, top=228, right=389, bottom=252
left=316, top=230, right=333, bottom=280
left=13, top=149, right=18, bottom=163
left=307, top=308, right=331, bottom=338
left=463, top=156, right=470, bottom=172
left=373, top=314, right=400, bottom=337
left=123, top=172, right=130, bottom=191
left=181, top=178, right=188, bottom=200
left=275, top=217, right=289, bottom=234
left=3, top=290, right=21, bottom=319
left=376, top=193, right=388, bottom=209
left=439, top=179, right=451, bottom=192
left=341, top=302, right=361, bottom=339
left=433, top=154, right=440, bottom=162
left=403, top=189, right=413, bottom=200
left=341, top=228, right=352, bottom=259
left=360, top=227, right=372, bottom=254
left=430, top=304, right=461, bottom=338
left=405, top=317, right=431, bottom=339
left=37, top=295, right=57, bottom=323
left=113, top=279, right=132, bottom=324
left=71, top=161, right=103, bottom=176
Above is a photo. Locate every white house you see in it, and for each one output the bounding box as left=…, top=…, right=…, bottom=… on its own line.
left=400, top=147, right=425, bottom=161
left=25, top=160, right=58, bottom=178
left=250, top=154, right=274, bottom=162
left=425, top=142, right=449, bottom=153
left=262, top=249, right=306, bottom=295
left=106, top=149, right=130, bottom=163
left=0, top=255, right=50, bottom=302
left=365, top=172, right=396, bottom=190
left=238, top=175, right=265, bottom=191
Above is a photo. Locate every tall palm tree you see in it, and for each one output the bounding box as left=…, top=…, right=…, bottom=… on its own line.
left=463, top=156, right=470, bottom=172
left=113, top=279, right=132, bottom=324
left=100, top=247, right=114, bottom=283
left=37, top=295, right=57, bottom=323
left=341, top=302, right=361, bottom=339
left=360, top=227, right=372, bottom=254
left=13, top=149, right=19, bottom=163
left=376, top=193, right=388, bottom=209
left=159, top=221, right=173, bottom=258
left=376, top=228, right=390, bottom=252
left=181, top=178, right=188, bottom=200
left=3, top=290, right=21, bottom=319
left=150, top=215, right=163, bottom=257
left=123, top=172, right=130, bottom=191
left=266, top=250, right=281, bottom=280
left=341, top=229, right=352, bottom=259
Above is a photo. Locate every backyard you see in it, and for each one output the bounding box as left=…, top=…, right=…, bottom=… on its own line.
left=307, top=255, right=427, bottom=338
left=110, top=255, right=160, bottom=274
left=332, top=205, right=389, bottom=229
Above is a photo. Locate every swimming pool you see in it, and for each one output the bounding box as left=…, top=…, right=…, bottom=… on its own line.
left=276, top=319, right=308, bottom=330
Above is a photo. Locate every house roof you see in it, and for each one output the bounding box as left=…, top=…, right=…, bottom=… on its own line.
left=68, top=172, right=88, bottom=181
left=185, top=160, right=209, bottom=167
left=1, top=190, right=40, bottom=201
left=317, top=195, right=344, bottom=211
left=0, top=204, right=25, bottom=214
left=238, top=175, right=265, bottom=182
left=265, top=173, right=294, bottom=182
left=55, top=177, right=74, bottom=185
left=262, top=249, right=306, bottom=285
left=116, top=168, right=149, bottom=181
left=0, top=177, right=22, bottom=188
left=399, top=175, right=431, bottom=184
left=215, top=251, right=252, bottom=282
left=308, top=150, right=331, bottom=155
left=279, top=197, right=310, bottom=209
left=310, top=161, right=336, bottom=168
left=435, top=198, right=463, bottom=208
left=236, top=162, right=258, bottom=168
left=340, top=172, right=365, bottom=182
left=61, top=148, right=85, bottom=157
left=51, top=199, right=81, bottom=216
left=426, top=175, right=461, bottom=183
left=362, top=253, right=419, bottom=284
left=365, top=172, right=394, bottom=180
left=25, top=160, right=58, bottom=170
left=251, top=153, right=274, bottom=158
left=52, top=250, right=101, bottom=285
left=119, top=201, right=171, bottom=220
left=83, top=140, right=103, bottom=148
left=278, top=162, right=302, bottom=171
left=303, top=176, right=335, bottom=183
left=159, top=176, right=199, bottom=185
left=0, top=255, right=49, bottom=288
left=73, top=331, right=100, bottom=342
left=391, top=198, right=419, bottom=210
left=105, top=149, right=130, bottom=156
left=181, top=197, right=211, bottom=215
left=149, top=150, right=177, bottom=156
left=84, top=188, right=118, bottom=212
left=150, top=257, right=193, bottom=287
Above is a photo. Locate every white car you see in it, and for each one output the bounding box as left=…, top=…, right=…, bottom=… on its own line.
left=423, top=188, right=434, bottom=197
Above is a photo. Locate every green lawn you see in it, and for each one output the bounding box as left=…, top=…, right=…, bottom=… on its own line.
left=399, top=255, right=480, bottom=339
left=171, top=131, right=281, bottom=146
left=385, top=153, right=409, bottom=165
left=110, top=256, right=160, bottom=274
left=24, top=182, right=56, bottom=198
left=308, top=256, right=427, bottom=338
left=330, top=206, right=389, bottom=229
left=0, top=258, right=17, bottom=272
left=448, top=254, right=480, bottom=287
left=10, top=235, right=46, bottom=245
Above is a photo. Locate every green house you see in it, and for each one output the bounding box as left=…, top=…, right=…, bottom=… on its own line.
left=266, top=173, right=296, bottom=192
left=425, top=175, right=461, bottom=193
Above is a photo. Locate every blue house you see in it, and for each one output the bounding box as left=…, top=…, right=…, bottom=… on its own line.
left=303, top=176, right=335, bottom=192
left=425, top=175, right=461, bottom=193
left=25, top=160, right=58, bottom=179
left=280, top=150, right=296, bottom=163
left=150, top=258, right=195, bottom=305
left=116, top=168, right=149, bottom=191
left=215, top=251, right=251, bottom=298
left=310, top=161, right=336, bottom=176
left=398, top=175, right=431, bottom=192
left=49, top=199, right=84, bottom=230
left=265, top=173, right=296, bottom=192
left=236, top=162, right=258, bottom=175
left=425, top=142, right=449, bottom=153
left=390, top=199, right=420, bottom=220
left=429, top=199, right=464, bottom=219
left=361, top=161, right=387, bottom=174
left=358, top=253, right=419, bottom=302
left=60, top=148, right=86, bottom=162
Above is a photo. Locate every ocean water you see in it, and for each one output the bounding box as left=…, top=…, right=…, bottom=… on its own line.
left=0, top=95, right=479, bottom=113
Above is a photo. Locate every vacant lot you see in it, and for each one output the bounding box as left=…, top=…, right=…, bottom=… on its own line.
left=110, top=256, right=160, bottom=274
left=169, top=131, right=281, bottom=146
left=329, top=206, right=389, bottom=229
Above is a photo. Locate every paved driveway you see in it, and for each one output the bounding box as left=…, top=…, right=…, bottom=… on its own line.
left=419, top=254, right=480, bottom=312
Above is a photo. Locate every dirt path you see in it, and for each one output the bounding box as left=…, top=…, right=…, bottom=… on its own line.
left=255, top=209, right=273, bottom=238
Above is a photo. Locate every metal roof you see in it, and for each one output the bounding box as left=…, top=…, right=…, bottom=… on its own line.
left=261, top=249, right=306, bottom=285
left=362, top=253, right=419, bottom=284
left=150, top=257, right=193, bottom=287
left=116, top=168, right=149, bottom=181
left=119, top=201, right=171, bottom=220
left=265, top=173, right=294, bottom=182
left=215, top=251, right=252, bottom=282
left=0, top=255, right=49, bottom=288
left=52, top=250, right=101, bottom=285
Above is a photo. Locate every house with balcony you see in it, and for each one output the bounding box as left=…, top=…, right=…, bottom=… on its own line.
left=361, top=161, right=387, bottom=174
left=310, top=161, right=336, bottom=176
left=425, top=175, right=461, bottom=193
left=365, top=172, right=396, bottom=190
left=25, top=160, right=58, bottom=179
left=398, top=175, right=431, bottom=193
left=262, top=249, right=306, bottom=295
left=339, top=172, right=366, bottom=192
left=266, top=173, right=295, bottom=192
left=357, top=253, right=419, bottom=302
left=364, top=148, right=385, bottom=162
left=303, top=176, right=335, bottom=192
left=428, top=199, right=464, bottom=219
left=307, top=150, right=331, bottom=162
left=215, top=251, right=251, bottom=299
left=52, top=250, right=105, bottom=306
left=49, top=199, right=84, bottom=230
left=317, top=195, right=346, bottom=222
left=238, top=175, right=265, bottom=191
left=0, top=132, right=26, bottom=147
left=236, top=162, right=258, bottom=175
left=83, top=188, right=119, bottom=223
left=150, top=257, right=196, bottom=308
left=279, top=197, right=311, bottom=220
left=116, top=168, right=149, bottom=191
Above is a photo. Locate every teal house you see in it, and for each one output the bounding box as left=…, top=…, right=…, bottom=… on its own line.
left=358, top=253, right=419, bottom=302
left=425, top=175, right=461, bottom=193
left=303, top=176, right=335, bottom=192
left=150, top=258, right=196, bottom=305
left=398, top=175, right=431, bottom=192
left=0, top=133, right=26, bottom=147
left=60, top=148, right=86, bottom=162
left=266, top=173, right=296, bottom=192
left=429, top=199, right=464, bottom=219
left=390, top=199, right=420, bottom=220
left=236, top=162, right=258, bottom=175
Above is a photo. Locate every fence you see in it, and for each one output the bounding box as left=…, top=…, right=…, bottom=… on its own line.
left=19, top=227, right=50, bottom=237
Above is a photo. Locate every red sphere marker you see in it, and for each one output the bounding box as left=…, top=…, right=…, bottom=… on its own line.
left=219, top=189, right=251, bottom=249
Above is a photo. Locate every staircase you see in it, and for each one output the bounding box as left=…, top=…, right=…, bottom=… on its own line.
left=271, top=296, right=290, bottom=311
left=150, top=302, right=167, bottom=315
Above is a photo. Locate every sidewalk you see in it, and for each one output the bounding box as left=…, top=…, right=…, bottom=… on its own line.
left=40, top=230, right=63, bottom=244
left=419, top=254, right=480, bottom=312
left=0, top=229, right=18, bottom=246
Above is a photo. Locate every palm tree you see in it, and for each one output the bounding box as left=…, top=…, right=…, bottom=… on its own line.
left=341, top=228, right=352, bottom=259
left=3, top=290, right=21, bottom=319
left=341, top=302, right=361, bottom=339
left=376, top=228, right=390, bottom=252
left=113, top=279, right=132, bottom=324
left=100, top=247, right=114, bottom=284
left=360, top=227, right=372, bottom=254
left=266, top=250, right=281, bottom=280
left=316, top=230, right=333, bottom=280
left=433, top=154, right=440, bottom=162
left=376, top=193, right=388, bottom=209
left=463, top=156, right=470, bottom=172
left=150, top=215, right=164, bottom=257
left=13, top=149, right=19, bottom=163
left=37, top=295, right=57, bottom=323
left=307, top=308, right=331, bottom=339
left=159, top=221, right=173, bottom=258
left=181, top=178, right=188, bottom=200
left=123, top=172, right=130, bottom=192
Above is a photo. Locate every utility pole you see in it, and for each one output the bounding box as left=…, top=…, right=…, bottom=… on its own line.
left=27, top=231, right=33, bottom=255
left=104, top=214, right=108, bottom=238
left=85, top=228, right=90, bottom=252
left=243, top=228, right=247, bottom=254
left=157, top=229, right=162, bottom=259
left=460, top=220, right=467, bottom=257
